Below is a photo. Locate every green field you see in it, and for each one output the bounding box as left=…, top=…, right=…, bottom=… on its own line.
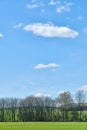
left=0, top=122, right=87, bottom=130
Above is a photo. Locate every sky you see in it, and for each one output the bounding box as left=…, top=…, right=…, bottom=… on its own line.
left=0, top=0, right=87, bottom=98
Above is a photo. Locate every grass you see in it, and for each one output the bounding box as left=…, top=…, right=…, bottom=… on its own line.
left=0, top=122, right=87, bottom=130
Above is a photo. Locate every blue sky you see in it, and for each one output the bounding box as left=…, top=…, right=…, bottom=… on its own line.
left=0, top=0, right=87, bottom=98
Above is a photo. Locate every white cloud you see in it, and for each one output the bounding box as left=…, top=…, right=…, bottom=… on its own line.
left=24, top=23, right=78, bottom=38
left=0, top=33, right=4, bottom=38
left=26, top=4, right=38, bottom=9
left=34, top=63, right=61, bottom=69
left=34, top=93, right=50, bottom=97
left=49, top=0, right=56, bottom=5
left=49, top=0, right=61, bottom=5
left=77, top=85, right=87, bottom=91
left=57, top=6, right=70, bottom=13
left=26, top=1, right=44, bottom=9
left=13, top=23, right=23, bottom=29
left=65, top=2, right=73, bottom=6
left=58, top=91, right=65, bottom=95
left=56, top=2, right=73, bottom=13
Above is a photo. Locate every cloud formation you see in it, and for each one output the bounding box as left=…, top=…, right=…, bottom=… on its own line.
left=26, top=4, right=38, bottom=9
left=24, top=23, right=78, bottom=38
left=34, top=63, right=61, bottom=69
left=49, top=0, right=60, bottom=5
left=0, top=33, right=4, bottom=38
left=34, top=93, right=50, bottom=97
left=57, top=5, right=70, bottom=13
left=77, top=85, right=87, bottom=91
left=13, top=23, right=23, bottom=29
left=56, top=2, right=73, bottom=13
left=58, top=91, right=66, bottom=94
left=26, top=1, right=44, bottom=9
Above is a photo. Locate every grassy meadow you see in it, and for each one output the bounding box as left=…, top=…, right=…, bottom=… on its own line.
left=0, top=122, right=87, bottom=130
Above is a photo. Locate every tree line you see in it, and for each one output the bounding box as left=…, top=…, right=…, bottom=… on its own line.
left=0, top=90, right=87, bottom=122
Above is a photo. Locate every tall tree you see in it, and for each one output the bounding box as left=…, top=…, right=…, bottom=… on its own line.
left=57, top=91, right=73, bottom=121
left=75, top=90, right=85, bottom=121
left=0, top=98, right=5, bottom=121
